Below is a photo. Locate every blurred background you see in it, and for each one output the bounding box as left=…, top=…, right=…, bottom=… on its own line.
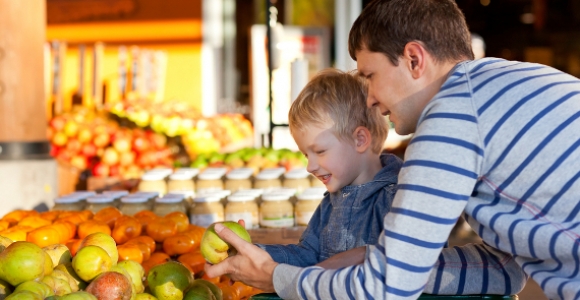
left=1, top=1, right=577, bottom=298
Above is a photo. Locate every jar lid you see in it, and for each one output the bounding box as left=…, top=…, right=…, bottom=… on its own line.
left=103, top=190, right=129, bottom=198
left=297, top=188, right=327, bottom=200
left=226, top=168, right=254, bottom=180
left=269, top=187, right=296, bottom=196
left=169, top=172, right=194, bottom=181
left=284, top=168, right=310, bottom=179
left=197, top=189, right=232, bottom=199
left=120, top=196, right=149, bottom=203
left=54, top=196, right=80, bottom=204
left=167, top=190, right=195, bottom=198
left=69, top=191, right=97, bottom=199
left=147, top=168, right=174, bottom=177
left=193, top=195, right=222, bottom=203
left=262, top=192, right=292, bottom=202
left=255, top=171, right=282, bottom=180
left=141, top=172, right=167, bottom=181
left=173, top=168, right=199, bottom=177
left=232, top=189, right=264, bottom=196
left=131, top=191, right=160, bottom=199
left=86, top=195, right=115, bottom=203
left=227, top=194, right=256, bottom=202
left=198, top=170, right=225, bottom=180
left=155, top=194, right=185, bottom=203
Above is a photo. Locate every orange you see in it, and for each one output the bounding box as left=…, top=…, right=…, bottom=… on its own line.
left=126, top=236, right=156, bottom=254
left=117, top=244, right=144, bottom=264
left=51, top=221, right=76, bottom=242
left=112, top=216, right=142, bottom=244
left=141, top=252, right=171, bottom=275
left=177, top=251, right=206, bottom=275
left=39, top=210, right=61, bottom=222
left=77, top=220, right=111, bottom=239
left=133, top=210, right=159, bottom=231
left=0, top=225, right=33, bottom=241
left=124, top=240, right=151, bottom=261
left=0, top=220, right=9, bottom=231
left=65, top=239, right=82, bottom=256
left=162, top=234, right=196, bottom=256
left=145, top=219, right=177, bottom=243
left=27, top=225, right=60, bottom=247
left=93, top=206, right=123, bottom=229
left=163, top=212, right=189, bottom=233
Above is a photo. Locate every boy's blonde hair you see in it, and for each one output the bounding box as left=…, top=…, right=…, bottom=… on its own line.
left=289, top=68, right=388, bottom=154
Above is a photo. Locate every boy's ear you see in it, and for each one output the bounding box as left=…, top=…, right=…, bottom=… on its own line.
left=353, top=126, right=372, bottom=153
left=403, top=41, right=428, bottom=79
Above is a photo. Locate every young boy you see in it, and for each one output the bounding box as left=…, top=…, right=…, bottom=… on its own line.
left=257, top=68, right=403, bottom=266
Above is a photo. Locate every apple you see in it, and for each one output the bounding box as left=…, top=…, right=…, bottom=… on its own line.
left=72, top=245, right=112, bottom=282
left=5, top=291, right=43, bottom=300
left=41, top=274, right=73, bottom=296
left=200, top=221, right=252, bottom=264
left=52, top=132, right=68, bottom=147
left=132, top=136, right=150, bottom=153
left=146, top=261, right=192, bottom=300
left=134, top=293, right=157, bottom=300
left=113, top=137, right=132, bottom=153
left=79, top=232, right=119, bottom=265
left=49, top=116, right=66, bottom=131
left=85, top=271, right=132, bottom=300
left=0, top=242, right=46, bottom=286
left=81, top=143, right=97, bottom=158
left=58, top=291, right=98, bottom=300
left=42, top=244, right=72, bottom=267
left=109, top=165, right=121, bottom=178
left=0, top=236, right=13, bottom=253
left=70, top=155, right=88, bottom=170
left=63, top=120, right=79, bottom=138
left=14, top=280, right=54, bottom=298
left=184, top=279, right=222, bottom=300
left=101, top=147, right=120, bottom=166
left=115, top=260, right=145, bottom=293
left=93, top=133, right=110, bottom=148
left=92, top=163, right=109, bottom=177
left=77, top=128, right=93, bottom=144
left=149, top=132, right=167, bottom=149
left=50, top=269, right=79, bottom=292
left=119, top=151, right=136, bottom=167
left=54, top=263, right=88, bottom=291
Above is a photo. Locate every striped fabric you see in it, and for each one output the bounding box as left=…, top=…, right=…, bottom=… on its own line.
left=273, top=58, right=580, bottom=299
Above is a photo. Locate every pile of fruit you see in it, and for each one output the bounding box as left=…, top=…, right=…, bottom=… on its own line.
left=0, top=209, right=262, bottom=300
left=48, top=107, right=174, bottom=179
left=107, top=99, right=254, bottom=157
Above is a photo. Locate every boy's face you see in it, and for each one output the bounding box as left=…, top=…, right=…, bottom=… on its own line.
left=292, top=119, right=365, bottom=193
left=356, top=48, right=428, bottom=136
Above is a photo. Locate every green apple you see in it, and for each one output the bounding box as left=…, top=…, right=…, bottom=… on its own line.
left=78, top=233, right=118, bottom=265
left=146, top=261, right=192, bottom=300
left=72, top=245, right=112, bottom=282
left=184, top=280, right=222, bottom=300
left=0, top=242, right=46, bottom=286
left=134, top=293, right=157, bottom=300
left=54, top=263, right=87, bottom=291
left=58, top=291, right=97, bottom=300
left=14, top=281, right=54, bottom=298
left=41, top=275, right=72, bottom=296
left=200, top=221, right=252, bottom=264
left=5, top=291, right=43, bottom=300
left=115, top=260, right=145, bottom=293
left=42, top=244, right=72, bottom=267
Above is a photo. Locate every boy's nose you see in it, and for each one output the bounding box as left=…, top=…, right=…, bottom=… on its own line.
left=306, top=159, right=318, bottom=174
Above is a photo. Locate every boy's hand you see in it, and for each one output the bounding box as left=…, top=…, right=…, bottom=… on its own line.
left=204, top=222, right=278, bottom=292
left=316, top=246, right=366, bottom=269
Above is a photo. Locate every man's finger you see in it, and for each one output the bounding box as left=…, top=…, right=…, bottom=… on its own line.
left=214, top=223, right=251, bottom=251
left=205, top=260, right=230, bottom=278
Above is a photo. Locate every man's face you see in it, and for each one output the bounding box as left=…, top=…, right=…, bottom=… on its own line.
left=356, top=48, right=426, bottom=135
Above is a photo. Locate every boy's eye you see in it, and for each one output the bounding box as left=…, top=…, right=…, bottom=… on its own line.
left=315, top=150, right=325, bottom=155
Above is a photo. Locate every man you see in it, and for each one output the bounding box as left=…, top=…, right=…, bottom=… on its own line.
left=206, top=0, right=580, bottom=299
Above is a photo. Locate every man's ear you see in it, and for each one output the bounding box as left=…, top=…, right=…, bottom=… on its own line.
left=403, top=41, right=428, bottom=79
left=353, top=126, right=372, bottom=153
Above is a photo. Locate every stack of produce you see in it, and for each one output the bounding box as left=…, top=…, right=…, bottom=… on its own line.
left=48, top=107, right=175, bottom=178
left=191, top=147, right=307, bottom=173
left=0, top=208, right=262, bottom=300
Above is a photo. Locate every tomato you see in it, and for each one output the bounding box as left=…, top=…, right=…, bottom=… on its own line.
left=77, top=220, right=111, bottom=239
left=145, top=219, right=177, bottom=242
left=163, top=212, right=189, bottom=233
left=162, top=234, right=196, bottom=256
left=112, top=216, right=142, bottom=244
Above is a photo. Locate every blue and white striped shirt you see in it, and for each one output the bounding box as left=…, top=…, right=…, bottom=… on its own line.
left=273, top=58, right=580, bottom=300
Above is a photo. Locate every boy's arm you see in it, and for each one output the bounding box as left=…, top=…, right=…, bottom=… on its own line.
left=257, top=204, right=327, bottom=267
left=315, top=246, right=365, bottom=269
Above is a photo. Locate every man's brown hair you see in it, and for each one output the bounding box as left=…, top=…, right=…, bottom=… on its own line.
left=348, top=0, right=474, bottom=65
left=289, top=69, right=388, bottom=154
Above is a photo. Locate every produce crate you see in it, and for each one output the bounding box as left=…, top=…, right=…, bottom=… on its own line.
left=57, top=160, right=81, bottom=196
left=247, top=227, right=306, bottom=245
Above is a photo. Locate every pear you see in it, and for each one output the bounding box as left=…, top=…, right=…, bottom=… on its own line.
left=5, top=291, right=43, bottom=300
left=59, top=291, right=97, bottom=300
left=0, top=279, right=12, bottom=300
left=184, top=280, right=222, bottom=300
left=14, top=281, right=54, bottom=299
left=115, top=260, right=145, bottom=293
left=78, top=233, right=118, bottom=265
left=146, top=261, right=192, bottom=300
left=54, top=263, right=87, bottom=291
left=43, top=251, right=54, bottom=276
left=50, top=269, right=79, bottom=292
left=72, top=245, right=112, bottom=282
left=0, top=242, right=46, bottom=286
left=134, top=293, right=157, bottom=300
left=42, top=244, right=72, bottom=266
left=41, top=275, right=72, bottom=296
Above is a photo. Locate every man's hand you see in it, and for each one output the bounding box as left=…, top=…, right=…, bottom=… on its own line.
left=204, top=222, right=279, bottom=292
left=316, top=246, right=366, bottom=269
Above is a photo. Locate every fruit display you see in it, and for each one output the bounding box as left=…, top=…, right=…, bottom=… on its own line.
left=191, top=147, right=307, bottom=173
left=48, top=107, right=175, bottom=179
left=107, top=98, right=254, bottom=157
left=0, top=208, right=263, bottom=300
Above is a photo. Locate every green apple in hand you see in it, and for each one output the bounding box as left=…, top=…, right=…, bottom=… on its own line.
left=200, top=221, right=251, bottom=264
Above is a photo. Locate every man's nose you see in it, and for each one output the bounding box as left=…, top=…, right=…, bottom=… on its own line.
left=367, top=94, right=379, bottom=108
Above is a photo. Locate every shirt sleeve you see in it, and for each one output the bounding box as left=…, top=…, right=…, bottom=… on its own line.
left=258, top=204, right=325, bottom=267
left=274, top=75, right=494, bottom=299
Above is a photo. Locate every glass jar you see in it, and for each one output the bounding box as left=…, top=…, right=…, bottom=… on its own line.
left=283, top=168, right=311, bottom=194
left=225, top=194, right=259, bottom=229
left=153, top=194, right=187, bottom=216
left=196, top=168, right=226, bottom=193
left=310, top=174, right=326, bottom=188
left=190, top=194, right=224, bottom=227
left=295, top=188, right=326, bottom=226
left=225, top=168, right=254, bottom=192
left=68, top=191, right=96, bottom=207
left=119, top=196, right=151, bottom=216
left=138, top=172, right=168, bottom=196
left=167, top=172, right=196, bottom=194
left=254, top=170, right=283, bottom=192
left=52, top=195, right=85, bottom=211
left=102, top=190, right=129, bottom=207
left=173, top=168, right=199, bottom=178
left=260, top=193, right=294, bottom=228
left=85, top=195, right=116, bottom=214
